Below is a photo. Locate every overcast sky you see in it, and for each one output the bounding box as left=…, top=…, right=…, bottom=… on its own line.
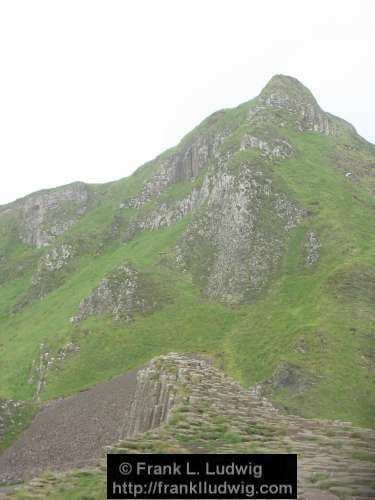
left=0, top=0, right=374, bottom=205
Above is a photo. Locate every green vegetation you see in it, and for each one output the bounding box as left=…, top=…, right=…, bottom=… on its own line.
left=0, top=401, right=38, bottom=453
left=5, top=469, right=106, bottom=500
left=223, top=130, right=375, bottom=426
left=0, top=77, right=374, bottom=453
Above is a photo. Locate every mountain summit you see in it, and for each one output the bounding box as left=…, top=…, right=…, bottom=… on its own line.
left=260, top=74, right=319, bottom=102
left=257, top=74, right=351, bottom=136
left=0, top=76, right=374, bottom=441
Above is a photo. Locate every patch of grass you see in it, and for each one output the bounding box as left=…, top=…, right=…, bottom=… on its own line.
left=11, top=469, right=107, bottom=500
left=351, top=451, right=375, bottom=463
left=310, top=472, right=330, bottom=483
left=221, top=430, right=243, bottom=444
left=0, top=401, right=39, bottom=452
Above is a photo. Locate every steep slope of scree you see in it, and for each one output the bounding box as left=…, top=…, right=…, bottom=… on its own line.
left=0, top=369, right=138, bottom=483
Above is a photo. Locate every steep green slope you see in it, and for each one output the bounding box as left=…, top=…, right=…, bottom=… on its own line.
left=226, top=130, right=375, bottom=424
left=0, top=75, right=374, bottom=433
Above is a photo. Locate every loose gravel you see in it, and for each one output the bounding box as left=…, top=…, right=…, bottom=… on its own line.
left=0, top=369, right=138, bottom=481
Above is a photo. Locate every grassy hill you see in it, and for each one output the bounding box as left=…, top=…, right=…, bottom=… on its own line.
left=0, top=74, right=374, bottom=441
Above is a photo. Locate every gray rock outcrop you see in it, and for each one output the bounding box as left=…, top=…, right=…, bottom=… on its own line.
left=304, top=230, right=320, bottom=266
left=27, top=341, right=81, bottom=400
left=179, top=168, right=304, bottom=303
left=0, top=182, right=89, bottom=248
left=125, top=354, right=182, bottom=437
left=240, top=134, right=293, bottom=159
left=31, top=243, right=74, bottom=289
left=122, top=152, right=304, bottom=304
left=123, top=125, right=229, bottom=210
left=73, top=263, right=160, bottom=323
left=258, top=74, right=335, bottom=135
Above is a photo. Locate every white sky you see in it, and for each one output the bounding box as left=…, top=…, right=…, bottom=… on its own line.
left=0, top=0, right=374, bottom=205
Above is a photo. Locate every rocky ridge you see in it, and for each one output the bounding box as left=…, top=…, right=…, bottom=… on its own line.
left=123, top=118, right=230, bottom=210
left=119, top=91, right=308, bottom=303
left=256, top=75, right=336, bottom=135
left=109, top=354, right=375, bottom=500
left=0, top=75, right=366, bottom=308
left=112, top=76, right=358, bottom=304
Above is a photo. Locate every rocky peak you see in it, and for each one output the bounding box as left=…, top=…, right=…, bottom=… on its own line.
left=256, top=74, right=334, bottom=135
left=259, top=74, right=318, bottom=106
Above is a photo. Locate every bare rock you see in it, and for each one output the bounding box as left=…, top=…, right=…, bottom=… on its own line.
left=31, top=243, right=74, bottom=287
left=28, top=341, right=80, bottom=400
left=240, top=134, right=293, bottom=159
left=179, top=168, right=304, bottom=303
left=258, top=75, right=335, bottom=135
left=123, top=128, right=229, bottom=209
left=304, top=231, right=320, bottom=266
left=125, top=354, right=182, bottom=436
left=73, top=263, right=161, bottom=323
left=2, top=182, right=89, bottom=248
left=122, top=156, right=304, bottom=305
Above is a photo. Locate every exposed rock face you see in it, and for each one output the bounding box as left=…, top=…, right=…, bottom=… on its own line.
left=256, top=75, right=335, bottom=135
left=2, top=76, right=332, bottom=308
left=125, top=355, right=182, bottom=437
left=240, top=134, right=293, bottom=159
left=123, top=157, right=304, bottom=304
left=180, top=168, right=304, bottom=303
left=28, top=343, right=50, bottom=400
left=1, top=183, right=89, bottom=248
left=128, top=176, right=210, bottom=234
left=28, top=342, right=80, bottom=400
left=9, top=243, right=76, bottom=309
left=122, top=162, right=304, bottom=304
left=73, top=263, right=160, bottom=323
left=36, top=244, right=74, bottom=274
left=31, top=243, right=74, bottom=287
left=114, top=79, right=334, bottom=304
left=123, top=128, right=229, bottom=209
left=304, top=230, right=320, bottom=266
